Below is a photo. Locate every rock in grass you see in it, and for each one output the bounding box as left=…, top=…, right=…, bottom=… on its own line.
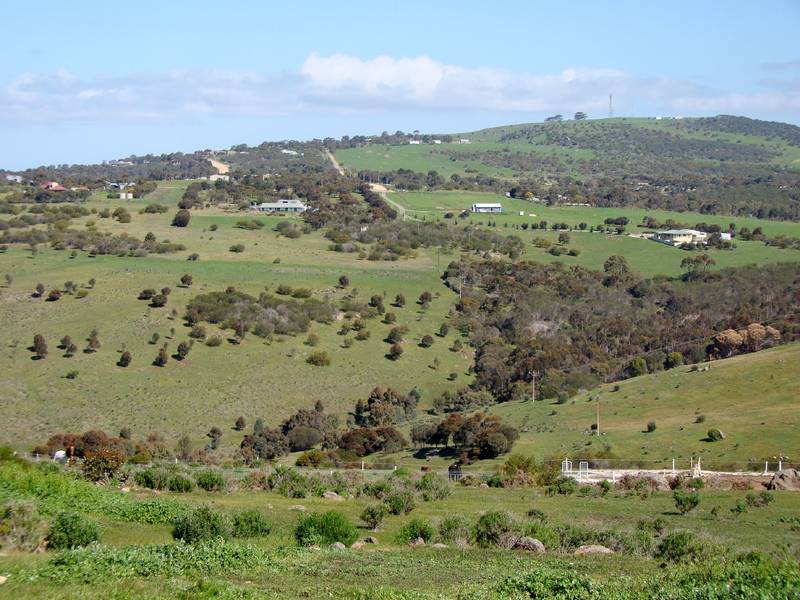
left=350, top=541, right=365, bottom=549
left=0, top=576, right=6, bottom=585
left=431, top=543, right=447, bottom=548
left=514, top=537, right=545, bottom=553
left=323, top=491, right=344, bottom=501
left=364, top=536, right=379, bottom=545
left=288, top=505, right=306, bottom=511
left=409, top=537, right=426, bottom=548
left=330, top=542, right=346, bottom=550
left=574, top=544, right=614, bottom=555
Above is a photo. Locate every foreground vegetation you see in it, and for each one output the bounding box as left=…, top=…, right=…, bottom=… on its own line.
left=1, top=453, right=799, bottom=598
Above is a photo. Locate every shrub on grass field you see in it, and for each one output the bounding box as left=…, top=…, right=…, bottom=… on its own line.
left=196, top=470, right=226, bottom=492
left=415, top=472, right=451, bottom=501
left=745, top=491, right=774, bottom=508
left=294, top=511, right=358, bottom=547
left=81, top=449, right=124, bottom=482
left=707, top=428, right=724, bottom=441
left=232, top=510, right=272, bottom=538
left=0, top=500, right=47, bottom=551
left=306, top=351, right=331, bottom=366
left=546, top=476, right=578, bottom=496
left=135, top=467, right=170, bottom=490
left=438, top=514, right=471, bottom=545
left=396, top=518, right=435, bottom=544
left=172, top=507, right=230, bottom=543
left=167, top=475, right=194, bottom=493
left=673, top=490, right=700, bottom=515
left=47, top=512, right=101, bottom=549
left=360, top=504, right=389, bottom=530
left=474, top=511, right=516, bottom=548
left=655, top=531, right=701, bottom=562
left=384, top=489, right=416, bottom=515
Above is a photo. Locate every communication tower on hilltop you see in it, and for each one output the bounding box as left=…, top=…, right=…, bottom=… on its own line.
left=609, top=93, right=613, bottom=118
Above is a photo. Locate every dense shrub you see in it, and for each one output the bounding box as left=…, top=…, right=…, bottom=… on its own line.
left=294, top=511, right=358, bottom=547
left=81, top=449, right=124, bottom=482
left=415, top=472, right=451, bottom=501
left=474, top=511, right=516, bottom=548
left=135, top=467, right=170, bottom=490
left=172, top=507, right=230, bottom=543
left=673, top=490, right=700, bottom=515
left=546, top=476, right=578, bottom=496
left=360, top=504, right=388, bottom=530
left=232, top=510, right=272, bottom=538
left=438, top=514, right=471, bottom=545
left=656, top=531, right=702, bottom=562
left=745, top=491, right=774, bottom=508
left=396, top=518, right=436, bottom=544
left=167, top=475, right=194, bottom=493
left=196, top=470, right=226, bottom=492
left=707, top=428, right=724, bottom=441
left=47, top=512, right=101, bottom=549
left=383, top=489, right=416, bottom=515
left=306, top=351, right=331, bottom=366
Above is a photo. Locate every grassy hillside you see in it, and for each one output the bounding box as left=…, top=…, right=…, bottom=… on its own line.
left=0, top=185, right=472, bottom=449
left=381, top=343, right=800, bottom=471
left=336, top=116, right=800, bottom=177
left=386, top=191, right=800, bottom=276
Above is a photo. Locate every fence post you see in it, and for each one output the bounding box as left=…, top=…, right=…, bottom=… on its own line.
left=778, top=460, right=783, bottom=472
left=671, top=458, right=675, bottom=474
left=763, top=461, right=769, bottom=475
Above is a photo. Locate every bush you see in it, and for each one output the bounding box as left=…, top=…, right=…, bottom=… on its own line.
left=396, top=518, right=435, bottom=544
left=172, top=507, right=230, bottom=543
left=438, top=514, right=471, bottom=545
left=81, top=449, right=124, bottom=482
left=232, top=510, right=272, bottom=538
left=474, top=511, right=515, bottom=548
left=707, top=428, right=724, bottom=441
left=172, top=210, right=191, bottom=227
left=415, top=472, right=451, bottom=501
left=0, top=500, right=47, bottom=551
left=384, top=489, right=416, bottom=515
left=287, top=426, right=322, bottom=452
left=655, top=531, right=701, bottom=562
left=673, top=490, right=700, bottom=515
left=229, top=244, right=245, bottom=253
left=135, top=467, right=170, bottom=490
left=294, top=511, right=358, bottom=547
left=546, top=476, right=578, bottom=496
left=646, top=421, right=657, bottom=433
left=306, top=351, right=331, bottom=366
left=47, top=512, right=101, bottom=549
left=196, top=470, right=226, bottom=492
left=360, top=504, right=388, bottom=530
left=745, top=491, right=774, bottom=508
left=167, top=475, right=194, bottom=493
left=419, top=334, right=434, bottom=348
left=205, top=336, right=222, bottom=347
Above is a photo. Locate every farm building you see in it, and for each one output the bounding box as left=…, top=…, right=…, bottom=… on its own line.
left=651, top=229, right=708, bottom=245
left=408, top=140, right=421, bottom=145
left=4, top=174, right=22, bottom=183
left=41, top=181, right=67, bottom=192
left=253, top=199, right=307, bottom=213
left=471, top=203, right=503, bottom=214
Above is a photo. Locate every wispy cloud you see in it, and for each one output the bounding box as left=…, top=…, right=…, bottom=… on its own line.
left=1, top=54, right=799, bottom=124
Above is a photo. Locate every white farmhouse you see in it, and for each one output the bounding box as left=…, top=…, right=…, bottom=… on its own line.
left=253, top=199, right=307, bottom=213
left=651, top=229, right=708, bottom=245
left=471, top=203, right=503, bottom=214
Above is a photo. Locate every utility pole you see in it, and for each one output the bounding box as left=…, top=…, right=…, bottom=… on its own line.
left=530, top=371, right=537, bottom=402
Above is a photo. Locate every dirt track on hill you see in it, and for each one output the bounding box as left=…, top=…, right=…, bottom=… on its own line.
left=209, top=158, right=230, bottom=174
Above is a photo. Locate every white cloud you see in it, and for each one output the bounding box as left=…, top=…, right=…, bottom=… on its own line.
left=1, top=54, right=798, bottom=124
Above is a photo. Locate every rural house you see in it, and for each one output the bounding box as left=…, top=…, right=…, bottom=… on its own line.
left=253, top=199, right=307, bottom=213
left=471, top=203, right=503, bottom=214
left=651, top=229, right=709, bottom=245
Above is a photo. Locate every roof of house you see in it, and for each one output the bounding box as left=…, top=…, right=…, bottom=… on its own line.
left=657, top=229, right=705, bottom=236
left=256, top=199, right=306, bottom=209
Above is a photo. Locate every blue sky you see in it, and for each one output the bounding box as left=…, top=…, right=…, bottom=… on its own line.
left=1, top=0, right=799, bottom=169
